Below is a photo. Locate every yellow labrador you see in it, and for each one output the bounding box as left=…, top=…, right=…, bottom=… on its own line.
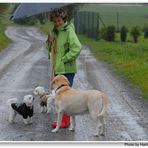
left=49, top=75, right=108, bottom=136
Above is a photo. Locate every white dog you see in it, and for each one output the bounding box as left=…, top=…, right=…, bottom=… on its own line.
left=7, top=95, right=34, bottom=124
left=48, top=75, right=108, bottom=136
left=33, top=86, right=49, bottom=113
left=47, top=94, right=55, bottom=114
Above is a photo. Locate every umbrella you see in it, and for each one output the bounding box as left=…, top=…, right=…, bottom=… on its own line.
left=11, top=3, right=70, bottom=20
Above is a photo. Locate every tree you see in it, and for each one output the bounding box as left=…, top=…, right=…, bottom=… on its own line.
left=64, top=4, right=82, bottom=21
left=0, top=3, right=9, bottom=19
left=106, top=25, right=116, bottom=41
left=144, top=29, right=148, bottom=38
left=130, top=26, right=141, bottom=43
left=120, top=26, right=128, bottom=42
left=143, top=24, right=148, bottom=38
left=0, top=3, right=9, bottom=13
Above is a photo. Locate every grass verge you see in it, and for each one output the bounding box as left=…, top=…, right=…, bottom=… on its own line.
left=79, top=35, right=148, bottom=100
left=0, top=24, right=11, bottom=52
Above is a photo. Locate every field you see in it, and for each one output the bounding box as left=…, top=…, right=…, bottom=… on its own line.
left=76, top=4, right=148, bottom=100
left=79, top=34, right=148, bottom=99
left=79, top=4, right=148, bottom=28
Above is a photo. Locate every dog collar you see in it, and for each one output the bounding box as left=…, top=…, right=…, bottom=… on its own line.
left=55, top=84, right=68, bottom=93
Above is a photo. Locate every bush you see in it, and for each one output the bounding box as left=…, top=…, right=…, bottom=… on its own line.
left=142, top=24, right=148, bottom=38
left=0, top=4, right=9, bottom=14
left=120, top=26, right=128, bottom=42
left=144, top=29, right=148, bottom=38
left=142, top=24, right=148, bottom=32
left=130, top=26, right=141, bottom=43
left=14, top=16, right=38, bottom=25
left=106, top=25, right=116, bottom=41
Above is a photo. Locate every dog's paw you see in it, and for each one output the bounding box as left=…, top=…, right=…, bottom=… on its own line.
left=100, top=133, right=105, bottom=136
left=69, top=127, right=75, bottom=131
left=40, top=107, right=44, bottom=113
left=28, top=117, right=33, bottom=124
left=52, top=128, right=58, bottom=133
left=47, top=110, right=50, bottom=114
left=93, top=133, right=99, bottom=137
left=24, top=121, right=29, bottom=124
left=93, top=132, right=105, bottom=137
left=43, top=107, right=47, bottom=112
left=23, top=119, right=29, bottom=124
left=28, top=120, right=33, bottom=124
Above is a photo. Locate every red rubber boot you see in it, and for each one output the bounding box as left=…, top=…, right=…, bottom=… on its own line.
left=52, top=114, right=70, bottom=128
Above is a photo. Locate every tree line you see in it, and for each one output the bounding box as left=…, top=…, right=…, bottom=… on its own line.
left=100, top=25, right=148, bottom=43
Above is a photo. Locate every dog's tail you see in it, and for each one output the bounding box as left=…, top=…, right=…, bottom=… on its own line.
left=7, top=98, right=18, bottom=106
left=97, top=94, right=108, bottom=118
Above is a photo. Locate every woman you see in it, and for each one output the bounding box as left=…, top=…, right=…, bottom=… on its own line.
left=46, top=8, right=81, bottom=128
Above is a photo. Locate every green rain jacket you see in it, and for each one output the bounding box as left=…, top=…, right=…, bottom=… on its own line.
left=46, top=22, right=81, bottom=75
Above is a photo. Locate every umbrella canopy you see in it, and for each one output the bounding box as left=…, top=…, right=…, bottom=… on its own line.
left=11, top=3, right=70, bottom=20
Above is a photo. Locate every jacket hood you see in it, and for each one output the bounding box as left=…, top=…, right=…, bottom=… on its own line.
left=66, top=22, right=75, bottom=31
left=57, top=22, right=75, bottom=32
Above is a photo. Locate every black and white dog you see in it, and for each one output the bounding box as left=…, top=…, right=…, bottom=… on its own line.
left=7, top=95, right=34, bottom=124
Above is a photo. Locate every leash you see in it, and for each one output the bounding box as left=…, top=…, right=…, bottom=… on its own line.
left=51, top=38, right=56, bottom=81
left=47, top=19, right=56, bottom=87
left=48, top=36, right=57, bottom=89
left=49, top=23, right=69, bottom=89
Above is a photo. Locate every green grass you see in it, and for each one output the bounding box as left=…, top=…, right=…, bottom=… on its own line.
left=35, top=21, right=54, bottom=35
left=78, top=34, right=148, bottom=100
left=0, top=4, right=15, bottom=51
left=80, top=4, right=148, bottom=28
left=0, top=24, right=11, bottom=52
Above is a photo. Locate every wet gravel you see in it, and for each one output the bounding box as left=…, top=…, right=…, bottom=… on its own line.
left=0, top=26, right=147, bottom=142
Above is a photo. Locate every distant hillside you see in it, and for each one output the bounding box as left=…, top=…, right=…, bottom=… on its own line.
left=79, top=3, right=148, bottom=27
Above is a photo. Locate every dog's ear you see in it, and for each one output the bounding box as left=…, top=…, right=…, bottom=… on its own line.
left=49, top=75, right=70, bottom=89
left=49, top=78, right=57, bottom=90
left=60, top=75, right=70, bottom=85
left=49, top=79, right=55, bottom=88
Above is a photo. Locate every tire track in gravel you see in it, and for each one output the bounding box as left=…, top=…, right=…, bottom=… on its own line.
left=77, top=46, right=148, bottom=141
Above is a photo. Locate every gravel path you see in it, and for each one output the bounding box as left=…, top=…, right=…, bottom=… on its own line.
left=0, top=26, right=147, bottom=142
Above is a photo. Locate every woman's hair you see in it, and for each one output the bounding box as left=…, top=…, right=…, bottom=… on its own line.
left=49, top=8, right=68, bottom=23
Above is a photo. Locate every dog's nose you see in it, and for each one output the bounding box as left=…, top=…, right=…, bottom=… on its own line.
left=33, top=97, right=35, bottom=100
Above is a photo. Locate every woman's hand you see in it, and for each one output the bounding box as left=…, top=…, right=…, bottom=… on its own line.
left=48, top=35, right=54, bottom=43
